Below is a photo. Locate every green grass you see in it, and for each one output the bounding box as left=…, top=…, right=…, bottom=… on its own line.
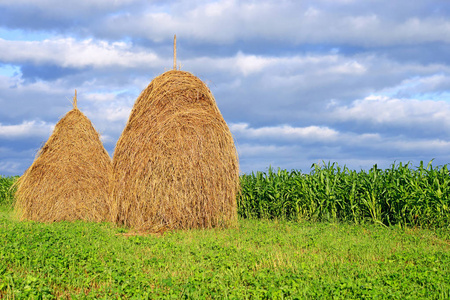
left=2, top=161, right=450, bottom=298
left=1, top=204, right=450, bottom=299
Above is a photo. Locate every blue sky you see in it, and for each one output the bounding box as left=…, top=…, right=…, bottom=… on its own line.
left=1, top=0, right=450, bottom=175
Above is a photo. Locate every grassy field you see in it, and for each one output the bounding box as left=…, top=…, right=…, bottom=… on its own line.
left=1, top=203, right=450, bottom=299
left=1, top=163, right=450, bottom=299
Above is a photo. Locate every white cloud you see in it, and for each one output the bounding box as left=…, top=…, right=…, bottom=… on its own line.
left=230, top=123, right=339, bottom=142
left=380, top=74, right=450, bottom=98
left=83, top=92, right=120, bottom=103
left=189, top=52, right=277, bottom=76
left=233, top=123, right=387, bottom=149
left=330, top=95, right=450, bottom=131
left=103, top=105, right=132, bottom=122
left=187, top=52, right=368, bottom=80
left=234, top=52, right=276, bottom=76
left=0, top=120, right=54, bottom=139
left=387, top=138, right=450, bottom=153
left=0, top=38, right=161, bottom=69
left=230, top=119, right=450, bottom=158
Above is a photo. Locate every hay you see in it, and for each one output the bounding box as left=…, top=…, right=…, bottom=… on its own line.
left=14, top=92, right=112, bottom=222
left=110, top=70, right=239, bottom=231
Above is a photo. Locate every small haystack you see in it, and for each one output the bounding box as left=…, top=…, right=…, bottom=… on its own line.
left=14, top=91, right=112, bottom=222
left=111, top=70, right=239, bottom=231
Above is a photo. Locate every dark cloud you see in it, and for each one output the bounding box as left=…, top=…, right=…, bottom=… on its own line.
left=0, top=1, right=148, bottom=32
left=1, top=0, right=450, bottom=174
left=1, top=0, right=449, bottom=47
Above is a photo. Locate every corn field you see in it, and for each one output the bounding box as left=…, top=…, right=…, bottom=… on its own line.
left=238, top=161, right=450, bottom=228
left=0, top=175, right=18, bottom=206
left=2, top=161, right=450, bottom=228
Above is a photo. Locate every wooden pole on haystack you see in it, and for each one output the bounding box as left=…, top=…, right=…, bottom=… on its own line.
left=73, top=89, right=77, bottom=109
left=173, top=35, right=177, bottom=70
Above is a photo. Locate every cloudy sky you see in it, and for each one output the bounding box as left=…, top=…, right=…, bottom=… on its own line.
left=1, top=0, right=449, bottom=175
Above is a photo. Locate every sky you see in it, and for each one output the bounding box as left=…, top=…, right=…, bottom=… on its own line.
left=0, top=0, right=450, bottom=176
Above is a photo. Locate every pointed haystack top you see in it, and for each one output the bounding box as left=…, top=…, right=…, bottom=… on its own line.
left=14, top=93, right=112, bottom=222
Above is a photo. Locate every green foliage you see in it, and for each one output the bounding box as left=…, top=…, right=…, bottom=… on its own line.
left=0, top=176, right=18, bottom=207
left=3, top=160, right=449, bottom=228
left=1, top=162, right=450, bottom=298
left=238, top=161, right=450, bottom=228
left=0, top=209, right=449, bottom=299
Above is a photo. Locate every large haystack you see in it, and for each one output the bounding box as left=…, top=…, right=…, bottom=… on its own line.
left=14, top=92, right=112, bottom=222
left=111, top=70, right=239, bottom=231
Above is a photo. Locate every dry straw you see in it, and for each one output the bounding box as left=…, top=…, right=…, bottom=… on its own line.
left=14, top=91, right=112, bottom=222
left=110, top=70, right=240, bottom=231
